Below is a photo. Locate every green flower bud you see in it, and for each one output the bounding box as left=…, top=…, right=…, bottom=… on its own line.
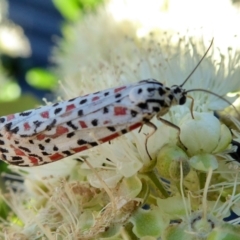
left=156, top=144, right=190, bottom=181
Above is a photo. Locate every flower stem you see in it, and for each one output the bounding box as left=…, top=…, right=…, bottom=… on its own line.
left=199, top=172, right=207, bottom=189
left=145, top=171, right=169, bottom=198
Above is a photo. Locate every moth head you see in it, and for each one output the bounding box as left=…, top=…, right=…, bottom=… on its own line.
left=170, top=85, right=187, bottom=106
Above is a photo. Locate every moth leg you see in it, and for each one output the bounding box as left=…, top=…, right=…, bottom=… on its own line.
left=138, top=124, right=144, bottom=133
left=158, top=117, right=187, bottom=150
left=157, top=117, right=180, bottom=132
left=143, top=121, right=158, bottom=160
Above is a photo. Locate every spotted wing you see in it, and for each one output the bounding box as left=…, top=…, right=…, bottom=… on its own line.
left=0, top=82, right=150, bottom=166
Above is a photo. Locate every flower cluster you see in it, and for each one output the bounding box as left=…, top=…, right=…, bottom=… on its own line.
left=2, top=4, right=240, bottom=240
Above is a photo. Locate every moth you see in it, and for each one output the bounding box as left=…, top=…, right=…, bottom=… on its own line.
left=0, top=39, right=225, bottom=167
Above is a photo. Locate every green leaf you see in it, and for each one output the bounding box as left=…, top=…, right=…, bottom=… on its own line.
left=53, top=0, right=104, bottom=21
left=53, top=0, right=81, bottom=21
left=0, top=94, right=41, bottom=115
left=26, top=68, right=57, bottom=90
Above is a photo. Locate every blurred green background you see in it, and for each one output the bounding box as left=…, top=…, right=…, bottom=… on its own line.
left=0, top=0, right=104, bottom=116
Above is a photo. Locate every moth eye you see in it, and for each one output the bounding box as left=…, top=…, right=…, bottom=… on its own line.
left=179, top=96, right=186, bottom=105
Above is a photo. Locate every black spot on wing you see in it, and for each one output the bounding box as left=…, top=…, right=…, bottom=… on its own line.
left=89, top=142, right=98, bottom=147
left=62, top=150, right=72, bottom=156
left=11, top=126, right=19, bottom=134
left=0, top=118, right=5, bottom=123
left=12, top=156, right=23, bottom=161
left=107, top=126, right=116, bottom=132
left=38, top=144, right=45, bottom=150
left=68, top=97, right=76, bottom=102
left=80, top=99, right=87, bottom=104
left=42, top=152, right=50, bottom=156
left=19, top=111, right=32, bottom=116
left=103, top=107, right=109, bottom=114
left=33, top=121, right=43, bottom=128
left=67, top=132, right=75, bottom=138
left=78, top=110, right=83, bottom=116
left=137, top=103, right=148, bottom=110
left=54, top=108, right=62, bottom=114
left=131, top=110, right=138, bottom=117
left=0, top=148, right=8, bottom=153
left=67, top=121, right=78, bottom=130
left=78, top=139, right=87, bottom=145
left=46, top=119, right=57, bottom=131
left=19, top=146, right=31, bottom=153
left=121, top=129, right=127, bottom=134
left=53, top=145, right=59, bottom=151
left=91, top=119, right=98, bottom=126
left=5, top=122, right=12, bottom=131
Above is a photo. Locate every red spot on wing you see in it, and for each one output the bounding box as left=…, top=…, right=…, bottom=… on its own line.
left=46, top=126, right=69, bottom=139
left=41, top=111, right=49, bottom=118
left=99, top=123, right=142, bottom=143
left=99, top=132, right=120, bottom=143
left=36, top=126, right=69, bottom=140
left=7, top=114, right=15, bottom=121
left=24, top=122, right=31, bottom=131
left=14, top=148, right=26, bottom=156
left=72, top=145, right=89, bottom=153
left=103, top=120, right=111, bottom=125
left=60, top=112, right=71, bottom=117
left=60, top=104, right=76, bottom=117
left=37, top=134, right=46, bottom=140
left=114, top=106, right=127, bottom=115
left=56, top=126, right=69, bottom=136
left=92, top=96, right=100, bottom=101
left=114, top=86, right=126, bottom=93
left=29, top=156, right=39, bottom=165
left=50, top=153, right=64, bottom=161
left=79, top=121, right=88, bottom=128
left=66, top=104, right=76, bottom=111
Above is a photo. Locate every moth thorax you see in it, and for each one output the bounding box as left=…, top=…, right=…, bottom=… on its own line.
left=170, top=85, right=187, bottom=106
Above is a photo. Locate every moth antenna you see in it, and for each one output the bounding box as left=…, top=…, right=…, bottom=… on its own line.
left=180, top=38, right=214, bottom=87
left=186, top=88, right=240, bottom=118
